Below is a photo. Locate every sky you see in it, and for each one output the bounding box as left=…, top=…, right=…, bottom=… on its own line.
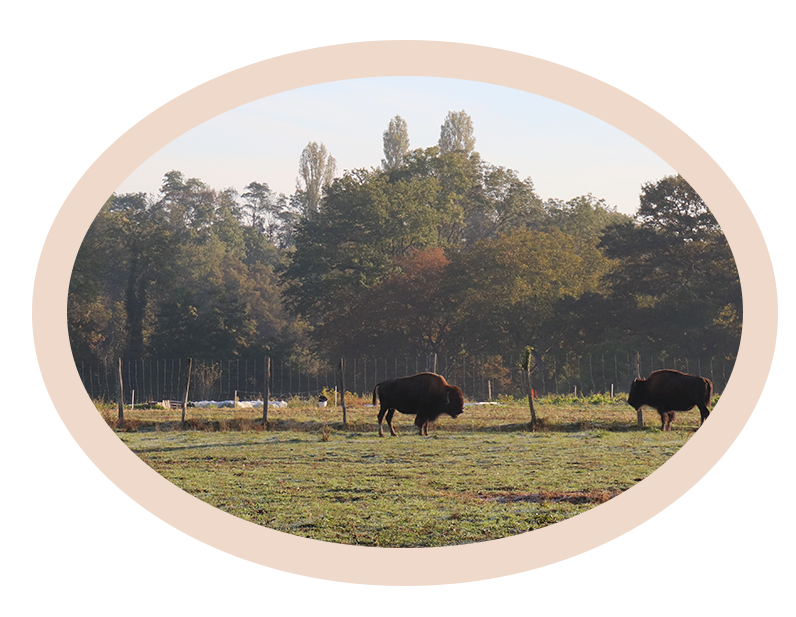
left=117, top=76, right=676, bottom=215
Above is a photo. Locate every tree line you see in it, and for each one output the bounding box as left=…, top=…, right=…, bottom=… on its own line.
left=68, top=110, right=741, bottom=373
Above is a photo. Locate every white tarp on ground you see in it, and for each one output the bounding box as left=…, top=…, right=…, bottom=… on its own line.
left=190, top=401, right=498, bottom=409
left=363, top=402, right=501, bottom=407
left=192, top=400, right=288, bottom=409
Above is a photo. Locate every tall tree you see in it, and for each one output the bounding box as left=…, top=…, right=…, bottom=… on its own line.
left=382, top=115, right=410, bottom=171
left=314, top=247, right=455, bottom=359
left=283, top=168, right=443, bottom=327
left=465, top=164, right=545, bottom=243
left=544, top=194, right=631, bottom=241
left=447, top=228, right=611, bottom=357
left=596, top=175, right=741, bottom=357
left=241, top=181, right=285, bottom=237
left=637, top=174, right=719, bottom=240
left=297, top=141, right=337, bottom=217
left=438, top=110, right=476, bottom=154
left=156, top=170, right=216, bottom=238
left=68, top=196, right=127, bottom=362
left=104, top=191, right=172, bottom=359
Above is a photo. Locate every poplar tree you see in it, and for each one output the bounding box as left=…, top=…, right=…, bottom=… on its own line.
left=297, top=141, right=337, bottom=217
left=438, top=110, right=476, bottom=154
left=382, top=115, right=410, bottom=171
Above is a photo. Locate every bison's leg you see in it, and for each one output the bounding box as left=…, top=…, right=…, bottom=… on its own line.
left=697, top=403, right=710, bottom=425
left=658, top=412, right=666, bottom=431
left=414, top=415, right=426, bottom=436
left=386, top=409, right=398, bottom=436
left=666, top=411, right=676, bottom=431
left=377, top=406, right=388, bottom=437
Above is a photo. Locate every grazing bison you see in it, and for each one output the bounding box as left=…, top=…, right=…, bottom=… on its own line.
left=373, top=372, right=464, bottom=437
left=627, top=369, right=713, bottom=431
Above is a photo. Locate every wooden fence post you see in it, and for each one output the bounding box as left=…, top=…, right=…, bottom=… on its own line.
left=262, top=357, right=270, bottom=424
left=520, top=347, right=538, bottom=430
left=338, top=358, right=347, bottom=426
left=116, top=358, right=124, bottom=429
left=635, top=352, right=644, bottom=427
left=181, top=358, right=193, bottom=428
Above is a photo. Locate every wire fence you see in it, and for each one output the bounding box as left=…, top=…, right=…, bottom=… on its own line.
left=77, top=353, right=735, bottom=405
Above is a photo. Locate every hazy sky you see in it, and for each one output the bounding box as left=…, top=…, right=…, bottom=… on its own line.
left=117, top=77, right=676, bottom=215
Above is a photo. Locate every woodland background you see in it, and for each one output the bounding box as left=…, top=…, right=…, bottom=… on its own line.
left=68, top=111, right=741, bottom=386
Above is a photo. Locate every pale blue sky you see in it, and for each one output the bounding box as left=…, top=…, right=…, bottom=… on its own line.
left=117, top=77, right=676, bottom=215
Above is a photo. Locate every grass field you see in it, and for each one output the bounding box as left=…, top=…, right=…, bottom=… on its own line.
left=102, top=394, right=706, bottom=547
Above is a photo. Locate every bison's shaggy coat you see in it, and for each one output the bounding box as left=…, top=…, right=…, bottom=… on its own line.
left=628, top=369, right=713, bottom=431
left=373, top=372, right=464, bottom=436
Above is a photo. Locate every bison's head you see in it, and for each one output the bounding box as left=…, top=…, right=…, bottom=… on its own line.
left=627, top=378, right=646, bottom=409
left=445, top=385, right=465, bottom=418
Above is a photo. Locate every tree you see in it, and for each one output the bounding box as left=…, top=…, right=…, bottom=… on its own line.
left=319, top=247, right=456, bottom=358
left=595, top=175, right=741, bottom=357
left=382, top=115, right=410, bottom=171
left=446, top=228, right=611, bottom=357
left=68, top=171, right=308, bottom=365
left=438, top=110, right=476, bottom=154
left=68, top=196, right=127, bottom=363
left=465, top=164, right=545, bottom=242
left=155, top=170, right=216, bottom=239
left=637, top=174, right=719, bottom=240
left=297, top=141, right=337, bottom=217
left=106, top=192, right=173, bottom=359
left=283, top=169, right=443, bottom=328
left=241, top=181, right=285, bottom=237
left=544, top=194, right=631, bottom=241
left=397, top=146, right=481, bottom=247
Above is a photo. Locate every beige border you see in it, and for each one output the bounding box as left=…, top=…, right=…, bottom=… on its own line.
left=33, top=42, right=777, bottom=585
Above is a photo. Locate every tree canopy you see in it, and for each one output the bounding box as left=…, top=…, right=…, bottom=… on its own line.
left=69, top=110, right=741, bottom=375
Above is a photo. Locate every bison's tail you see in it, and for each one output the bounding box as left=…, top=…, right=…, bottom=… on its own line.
left=373, top=384, right=378, bottom=406
left=704, top=378, right=714, bottom=407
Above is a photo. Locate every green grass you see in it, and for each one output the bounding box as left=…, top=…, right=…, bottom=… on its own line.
left=106, top=396, right=702, bottom=547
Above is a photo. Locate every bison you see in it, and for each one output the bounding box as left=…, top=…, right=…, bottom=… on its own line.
left=372, top=372, right=464, bottom=437
left=627, top=369, right=713, bottom=431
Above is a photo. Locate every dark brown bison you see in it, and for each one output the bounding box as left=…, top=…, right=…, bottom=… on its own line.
left=373, top=372, right=464, bottom=437
left=627, top=369, right=713, bottom=431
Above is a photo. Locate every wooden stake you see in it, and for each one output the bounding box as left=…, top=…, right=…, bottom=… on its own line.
left=181, top=358, right=192, bottom=427
left=116, top=358, right=124, bottom=429
left=338, top=358, right=347, bottom=426
left=262, top=357, right=270, bottom=423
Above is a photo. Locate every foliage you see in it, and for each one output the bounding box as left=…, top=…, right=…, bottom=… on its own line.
left=297, top=141, right=337, bottom=217
left=69, top=108, right=741, bottom=375
left=382, top=115, right=410, bottom=171
left=593, top=175, right=741, bottom=358
left=447, top=228, right=612, bottom=356
left=438, top=109, right=476, bottom=154
left=70, top=172, right=305, bottom=363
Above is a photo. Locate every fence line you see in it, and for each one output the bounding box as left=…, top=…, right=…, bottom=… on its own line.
left=78, top=353, right=735, bottom=405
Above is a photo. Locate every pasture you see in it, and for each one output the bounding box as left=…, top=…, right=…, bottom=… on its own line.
left=102, top=395, right=706, bottom=547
